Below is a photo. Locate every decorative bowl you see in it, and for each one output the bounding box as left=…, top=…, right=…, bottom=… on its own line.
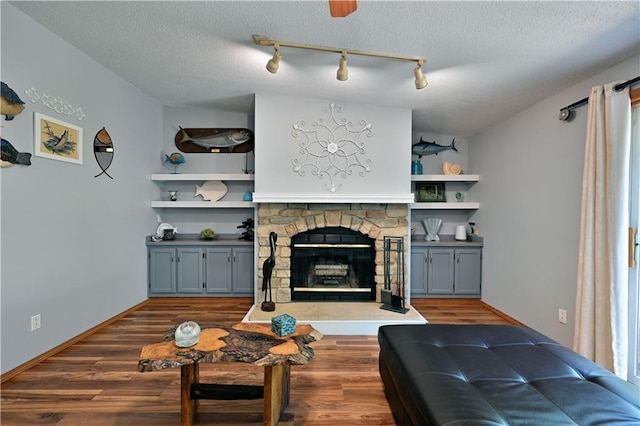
left=174, top=321, right=201, bottom=347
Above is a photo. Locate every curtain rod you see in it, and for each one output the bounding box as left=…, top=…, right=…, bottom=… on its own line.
left=559, top=75, right=640, bottom=121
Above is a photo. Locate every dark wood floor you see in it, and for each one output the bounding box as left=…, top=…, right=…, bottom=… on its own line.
left=1, top=298, right=518, bottom=425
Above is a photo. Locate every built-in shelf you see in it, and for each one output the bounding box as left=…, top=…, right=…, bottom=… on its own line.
left=151, top=201, right=254, bottom=208
left=411, top=174, right=479, bottom=182
left=410, top=202, right=480, bottom=210
left=151, top=173, right=255, bottom=209
left=151, top=173, right=254, bottom=181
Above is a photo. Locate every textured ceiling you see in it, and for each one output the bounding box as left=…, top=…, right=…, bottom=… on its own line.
left=9, top=1, right=640, bottom=137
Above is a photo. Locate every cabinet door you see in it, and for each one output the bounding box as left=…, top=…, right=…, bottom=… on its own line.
left=232, top=247, right=254, bottom=295
left=454, top=248, right=482, bottom=295
left=427, top=249, right=455, bottom=294
left=149, top=248, right=176, bottom=294
left=205, top=248, right=232, bottom=294
left=410, top=248, right=429, bottom=296
left=177, top=248, right=204, bottom=293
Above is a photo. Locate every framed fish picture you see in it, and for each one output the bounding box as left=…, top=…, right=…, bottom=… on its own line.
left=34, top=112, right=83, bottom=165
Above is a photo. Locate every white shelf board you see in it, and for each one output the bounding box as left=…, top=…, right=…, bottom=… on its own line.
left=151, top=173, right=254, bottom=181
left=151, top=201, right=255, bottom=208
left=411, top=174, right=479, bottom=182
left=411, top=202, right=480, bottom=210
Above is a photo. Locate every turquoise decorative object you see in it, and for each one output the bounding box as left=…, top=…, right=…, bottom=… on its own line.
left=243, top=190, right=253, bottom=201
left=271, top=313, right=297, bottom=337
left=411, top=159, right=423, bottom=175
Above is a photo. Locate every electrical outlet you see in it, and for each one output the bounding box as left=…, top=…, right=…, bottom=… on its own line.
left=558, top=309, right=567, bottom=325
left=31, top=314, right=41, bottom=331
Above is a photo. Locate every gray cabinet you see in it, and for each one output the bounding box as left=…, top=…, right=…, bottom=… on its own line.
left=148, top=238, right=254, bottom=297
left=149, top=248, right=177, bottom=294
left=204, top=246, right=253, bottom=295
left=176, top=248, right=205, bottom=293
left=411, top=244, right=482, bottom=298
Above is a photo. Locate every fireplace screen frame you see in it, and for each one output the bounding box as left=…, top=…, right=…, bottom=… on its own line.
left=290, top=227, right=376, bottom=302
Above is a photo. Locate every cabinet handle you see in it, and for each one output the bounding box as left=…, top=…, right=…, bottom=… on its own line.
left=456, top=255, right=460, bottom=264
left=429, top=254, right=432, bottom=264
left=233, top=253, right=237, bottom=262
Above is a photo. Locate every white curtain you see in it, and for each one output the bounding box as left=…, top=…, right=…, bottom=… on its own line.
left=574, top=82, right=631, bottom=378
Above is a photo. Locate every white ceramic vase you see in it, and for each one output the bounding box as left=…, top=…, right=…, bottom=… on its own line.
left=422, top=218, right=442, bottom=241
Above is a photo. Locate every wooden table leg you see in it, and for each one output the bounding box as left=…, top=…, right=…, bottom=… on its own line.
left=263, top=364, right=290, bottom=426
left=181, top=363, right=198, bottom=426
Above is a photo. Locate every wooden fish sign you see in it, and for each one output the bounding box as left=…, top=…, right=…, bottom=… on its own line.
left=175, top=127, right=254, bottom=154
left=94, top=127, right=114, bottom=179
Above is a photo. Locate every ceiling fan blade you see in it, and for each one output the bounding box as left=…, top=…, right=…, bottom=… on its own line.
left=329, top=0, right=357, bottom=18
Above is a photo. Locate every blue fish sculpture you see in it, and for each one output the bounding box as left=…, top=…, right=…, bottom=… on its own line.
left=412, top=137, right=458, bottom=157
left=1, top=138, right=31, bottom=167
left=164, top=152, right=185, bottom=174
left=1, top=81, right=25, bottom=121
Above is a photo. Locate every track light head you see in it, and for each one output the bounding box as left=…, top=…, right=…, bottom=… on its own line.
left=414, top=60, right=427, bottom=90
left=337, top=51, right=348, bottom=81
left=266, top=45, right=281, bottom=74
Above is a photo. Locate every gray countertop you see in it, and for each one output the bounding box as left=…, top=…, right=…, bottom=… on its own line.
left=146, top=234, right=254, bottom=246
left=411, top=234, right=484, bottom=247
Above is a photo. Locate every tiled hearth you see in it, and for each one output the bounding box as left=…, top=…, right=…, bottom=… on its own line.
left=256, top=203, right=409, bottom=303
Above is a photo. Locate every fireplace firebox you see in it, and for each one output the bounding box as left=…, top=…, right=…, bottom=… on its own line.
left=290, top=227, right=375, bottom=301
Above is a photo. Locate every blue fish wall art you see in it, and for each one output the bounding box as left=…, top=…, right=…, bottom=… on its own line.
left=0, top=81, right=25, bottom=121
left=1, top=138, right=31, bottom=167
left=412, top=137, right=458, bottom=158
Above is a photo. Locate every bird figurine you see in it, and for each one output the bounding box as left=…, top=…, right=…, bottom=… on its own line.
left=1, top=138, right=31, bottom=167
left=164, top=152, right=185, bottom=174
left=1, top=81, right=25, bottom=121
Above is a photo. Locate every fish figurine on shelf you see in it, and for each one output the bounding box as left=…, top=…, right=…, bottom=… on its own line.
left=194, top=180, right=228, bottom=202
left=94, top=127, right=114, bottom=179
left=1, top=138, right=31, bottom=167
left=0, top=81, right=25, bottom=121
left=412, top=137, right=458, bottom=158
left=164, top=152, right=185, bottom=174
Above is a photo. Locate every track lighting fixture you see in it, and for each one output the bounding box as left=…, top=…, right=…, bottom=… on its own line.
left=414, top=59, right=427, bottom=90
left=266, top=44, right=281, bottom=74
left=254, top=35, right=427, bottom=90
left=337, top=51, right=348, bottom=81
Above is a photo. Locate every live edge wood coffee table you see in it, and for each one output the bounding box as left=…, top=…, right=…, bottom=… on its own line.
left=138, top=322, right=322, bottom=426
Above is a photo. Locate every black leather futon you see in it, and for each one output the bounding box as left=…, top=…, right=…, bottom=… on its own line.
left=378, top=324, right=640, bottom=425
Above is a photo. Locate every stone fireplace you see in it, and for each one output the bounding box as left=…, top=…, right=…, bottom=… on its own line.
left=256, top=203, right=409, bottom=303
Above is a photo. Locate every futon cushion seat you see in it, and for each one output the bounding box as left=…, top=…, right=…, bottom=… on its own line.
left=378, top=324, right=640, bottom=425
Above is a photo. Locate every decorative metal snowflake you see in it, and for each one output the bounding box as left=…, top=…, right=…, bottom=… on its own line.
left=292, top=102, right=373, bottom=193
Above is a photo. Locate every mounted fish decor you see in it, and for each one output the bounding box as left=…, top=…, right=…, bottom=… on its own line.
left=164, top=152, right=185, bottom=174
left=93, top=127, right=114, bottom=179
left=412, top=137, right=458, bottom=158
left=0, top=81, right=25, bottom=121
left=175, top=127, right=254, bottom=154
left=1, top=138, right=31, bottom=167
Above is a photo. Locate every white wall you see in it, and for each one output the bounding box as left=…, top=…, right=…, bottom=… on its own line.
left=470, top=54, right=640, bottom=346
left=254, top=94, right=412, bottom=202
left=0, top=4, right=161, bottom=374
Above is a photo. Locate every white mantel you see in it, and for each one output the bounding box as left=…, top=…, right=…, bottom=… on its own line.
left=252, top=193, right=415, bottom=204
